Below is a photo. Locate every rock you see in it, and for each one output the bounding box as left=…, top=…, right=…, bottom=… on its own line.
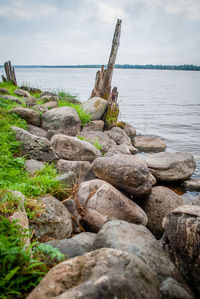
left=77, top=130, right=116, bottom=154
left=40, top=95, right=59, bottom=102
left=182, top=177, right=200, bottom=191
left=57, top=159, right=95, bottom=182
left=9, top=107, right=41, bottom=126
left=27, top=248, right=159, bottom=299
left=105, top=126, right=132, bottom=147
left=160, top=278, right=193, bottom=299
left=62, top=198, right=82, bottom=233
left=20, top=86, right=42, bottom=94
left=82, top=120, right=104, bottom=132
left=40, top=91, right=57, bottom=98
left=11, top=126, right=57, bottom=162
left=142, top=186, right=184, bottom=236
left=25, top=159, right=45, bottom=175
left=56, top=171, right=76, bottom=187
left=43, top=101, right=58, bottom=109
left=30, top=195, right=72, bottom=242
left=27, top=124, right=47, bottom=138
left=145, top=152, right=196, bottom=182
left=0, top=87, right=9, bottom=94
left=45, top=130, right=56, bottom=140
left=81, top=97, right=108, bottom=121
left=162, top=205, right=200, bottom=295
left=50, top=134, right=101, bottom=162
left=0, top=95, right=22, bottom=104
left=46, top=232, right=96, bottom=258
left=76, top=179, right=148, bottom=232
left=9, top=211, right=30, bottom=247
left=32, top=104, right=48, bottom=114
left=94, top=220, right=182, bottom=283
left=105, top=143, right=138, bottom=157
left=42, top=107, right=81, bottom=136
left=133, top=135, right=167, bottom=153
left=14, top=88, right=31, bottom=98
left=25, top=97, right=38, bottom=108
left=9, top=190, right=25, bottom=212
left=124, top=122, right=137, bottom=139
left=92, top=154, right=152, bottom=197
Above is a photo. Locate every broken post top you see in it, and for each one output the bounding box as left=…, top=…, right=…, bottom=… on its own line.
left=91, top=19, right=122, bottom=100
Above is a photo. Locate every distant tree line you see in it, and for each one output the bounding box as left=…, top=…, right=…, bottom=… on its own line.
left=0, top=64, right=199, bottom=71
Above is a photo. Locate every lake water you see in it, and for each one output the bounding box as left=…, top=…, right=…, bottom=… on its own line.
left=1, top=67, right=200, bottom=180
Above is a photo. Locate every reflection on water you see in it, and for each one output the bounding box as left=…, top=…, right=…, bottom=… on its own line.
left=1, top=67, right=199, bottom=179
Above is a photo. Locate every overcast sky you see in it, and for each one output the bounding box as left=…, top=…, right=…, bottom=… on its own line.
left=0, top=0, right=200, bottom=65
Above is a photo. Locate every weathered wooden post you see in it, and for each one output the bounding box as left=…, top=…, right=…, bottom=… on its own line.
left=2, top=61, right=17, bottom=86
left=91, top=19, right=122, bottom=100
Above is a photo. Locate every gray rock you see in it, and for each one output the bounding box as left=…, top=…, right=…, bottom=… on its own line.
left=25, top=97, right=38, bottom=108
left=9, top=211, right=30, bottom=247
left=133, top=135, right=167, bottom=153
left=27, top=248, right=160, bottom=299
left=1, top=95, right=22, bottom=104
left=9, top=107, right=41, bottom=126
left=27, top=124, right=47, bottom=138
left=43, top=101, right=58, bottom=109
left=32, top=104, right=48, bottom=114
left=77, top=130, right=116, bottom=154
left=160, top=278, right=193, bottom=299
left=82, top=120, right=104, bottom=132
left=40, top=91, right=57, bottom=98
left=50, top=134, right=101, bottom=162
left=30, top=195, right=72, bottom=242
left=42, top=107, right=81, bottom=136
left=40, top=95, right=59, bottom=102
left=145, top=152, right=196, bottom=182
left=46, top=232, right=96, bottom=258
left=56, top=171, right=76, bottom=187
left=45, top=130, right=56, bottom=140
left=81, top=97, right=108, bottom=121
left=94, top=220, right=182, bottom=283
left=142, top=186, right=184, bottom=236
left=62, top=198, right=82, bottom=233
left=20, top=86, right=42, bottom=94
left=76, top=179, right=148, bottom=232
left=124, top=122, right=137, bottom=139
left=14, top=88, right=31, bottom=98
left=11, top=126, right=57, bottom=162
left=0, top=87, right=9, bottom=94
left=105, top=143, right=138, bottom=157
left=182, top=177, right=200, bottom=191
left=57, top=159, right=95, bottom=182
left=92, top=154, right=152, bottom=197
left=105, top=126, right=132, bottom=146
left=25, top=159, right=45, bottom=175
left=162, top=205, right=200, bottom=295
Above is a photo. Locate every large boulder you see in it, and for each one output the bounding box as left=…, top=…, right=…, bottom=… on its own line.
left=42, top=107, right=81, bottom=136
left=77, top=130, right=116, bottom=154
left=46, top=232, right=96, bottom=258
left=30, top=195, right=72, bottom=242
left=82, top=120, right=104, bottom=132
left=14, top=88, right=31, bottom=98
left=92, top=154, right=152, bottom=197
left=162, top=205, right=200, bottom=295
left=50, top=134, right=101, bottom=162
left=145, top=152, right=196, bottom=182
left=57, top=159, right=95, bottom=182
left=9, top=107, right=40, bottom=126
left=133, top=135, right=166, bottom=153
left=81, top=97, right=108, bottom=120
left=105, top=126, right=132, bottom=146
left=142, top=186, right=184, bottom=236
left=94, top=220, right=182, bottom=283
left=27, top=124, right=47, bottom=138
left=75, top=179, right=148, bottom=232
left=27, top=248, right=159, bottom=299
left=11, top=126, right=57, bottom=162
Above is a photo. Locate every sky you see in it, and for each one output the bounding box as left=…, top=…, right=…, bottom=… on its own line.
left=0, top=0, right=200, bottom=65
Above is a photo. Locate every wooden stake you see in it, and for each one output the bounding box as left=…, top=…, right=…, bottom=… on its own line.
left=3, top=61, right=17, bottom=86
left=91, top=19, right=122, bottom=100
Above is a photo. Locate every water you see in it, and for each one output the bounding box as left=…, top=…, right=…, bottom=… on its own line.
left=1, top=67, right=200, bottom=179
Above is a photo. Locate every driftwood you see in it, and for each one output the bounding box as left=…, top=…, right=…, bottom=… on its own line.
left=3, top=61, right=17, bottom=86
left=91, top=19, right=122, bottom=100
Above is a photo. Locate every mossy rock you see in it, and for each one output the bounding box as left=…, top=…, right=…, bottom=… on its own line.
left=104, top=103, right=119, bottom=130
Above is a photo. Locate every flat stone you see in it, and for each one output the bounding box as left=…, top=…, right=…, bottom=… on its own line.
left=133, top=135, right=166, bottom=153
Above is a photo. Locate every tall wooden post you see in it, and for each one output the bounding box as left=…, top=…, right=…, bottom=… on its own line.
left=91, top=19, right=122, bottom=100
left=2, top=61, right=17, bottom=86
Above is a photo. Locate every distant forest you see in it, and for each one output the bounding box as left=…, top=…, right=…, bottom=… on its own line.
left=0, top=64, right=200, bottom=71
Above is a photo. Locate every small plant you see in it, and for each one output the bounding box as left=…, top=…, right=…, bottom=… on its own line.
left=33, top=243, right=65, bottom=267
left=0, top=216, right=47, bottom=298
